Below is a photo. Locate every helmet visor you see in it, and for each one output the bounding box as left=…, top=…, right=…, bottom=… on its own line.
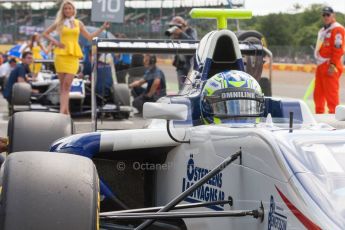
left=211, top=99, right=263, bottom=117
left=204, top=88, right=264, bottom=118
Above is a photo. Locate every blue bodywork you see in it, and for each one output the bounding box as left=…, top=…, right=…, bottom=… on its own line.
left=50, top=133, right=114, bottom=198
left=51, top=132, right=101, bottom=158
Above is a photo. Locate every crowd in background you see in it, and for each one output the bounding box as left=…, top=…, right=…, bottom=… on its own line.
left=3, top=4, right=344, bottom=66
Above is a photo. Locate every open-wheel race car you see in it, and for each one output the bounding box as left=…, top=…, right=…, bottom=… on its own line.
left=8, top=57, right=132, bottom=119
left=3, top=8, right=345, bottom=230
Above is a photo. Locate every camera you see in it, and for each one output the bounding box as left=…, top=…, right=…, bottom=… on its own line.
left=165, top=25, right=181, bottom=36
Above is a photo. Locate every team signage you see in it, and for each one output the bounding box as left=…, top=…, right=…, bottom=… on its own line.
left=268, top=196, right=288, bottom=230
left=182, top=155, right=226, bottom=211
left=221, top=91, right=256, bottom=99
left=91, top=0, right=125, bottom=23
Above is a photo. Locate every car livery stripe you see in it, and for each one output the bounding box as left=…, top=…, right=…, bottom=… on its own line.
left=50, top=132, right=101, bottom=158
left=275, top=186, right=321, bottom=230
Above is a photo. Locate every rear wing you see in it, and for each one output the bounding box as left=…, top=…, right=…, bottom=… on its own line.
left=92, top=38, right=264, bottom=55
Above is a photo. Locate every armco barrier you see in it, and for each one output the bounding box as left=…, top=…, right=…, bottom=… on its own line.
left=157, top=59, right=345, bottom=74
left=263, top=63, right=345, bottom=73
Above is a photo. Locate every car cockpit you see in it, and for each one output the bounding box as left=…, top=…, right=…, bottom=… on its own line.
left=196, top=30, right=245, bottom=80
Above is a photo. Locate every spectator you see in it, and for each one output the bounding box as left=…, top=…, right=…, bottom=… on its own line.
left=129, top=55, right=166, bottom=114
left=0, top=137, right=7, bottom=153
left=0, top=52, right=4, bottom=66
left=0, top=58, right=17, bottom=90
left=151, top=16, right=161, bottom=33
left=166, top=16, right=197, bottom=90
left=43, top=0, right=109, bottom=115
left=314, top=6, right=345, bottom=114
left=22, top=33, right=51, bottom=78
left=114, top=33, right=131, bottom=83
left=2, top=53, right=8, bottom=64
left=2, top=51, right=35, bottom=103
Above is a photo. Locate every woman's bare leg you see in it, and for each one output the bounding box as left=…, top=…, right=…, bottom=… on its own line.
left=58, top=73, right=74, bottom=114
left=58, top=73, right=66, bottom=114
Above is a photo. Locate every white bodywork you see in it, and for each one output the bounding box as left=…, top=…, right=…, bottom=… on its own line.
left=52, top=24, right=345, bottom=229
left=93, top=110, right=345, bottom=229
left=88, top=29, right=344, bottom=229
left=197, top=30, right=242, bottom=63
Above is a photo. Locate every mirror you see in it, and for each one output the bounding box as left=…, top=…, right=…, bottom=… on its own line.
left=335, top=105, right=345, bottom=121
left=143, top=102, right=188, bottom=121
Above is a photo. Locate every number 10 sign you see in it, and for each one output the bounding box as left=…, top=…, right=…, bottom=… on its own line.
left=91, top=0, right=125, bottom=23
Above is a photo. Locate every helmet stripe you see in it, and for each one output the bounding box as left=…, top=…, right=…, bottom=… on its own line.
left=228, top=80, right=246, bottom=87
left=213, top=117, right=221, bottom=124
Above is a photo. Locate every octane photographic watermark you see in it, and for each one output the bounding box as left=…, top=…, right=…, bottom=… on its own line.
left=116, top=161, right=173, bottom=171
left=116, top=161, right=126, bottom=171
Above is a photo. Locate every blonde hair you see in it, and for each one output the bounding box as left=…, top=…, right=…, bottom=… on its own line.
left=54, top=0, right=77, bottom=33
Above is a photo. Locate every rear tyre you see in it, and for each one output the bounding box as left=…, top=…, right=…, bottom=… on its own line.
left=113, top=83, right=130, bottom=106
left=111, top=84, right=131, bottom=120
left=11, top=82, right=31, bottom=106
left=112, top=111, right=130, bottom=120
left=7, top=111, right=74, bottom=153
left=0, top=151, right=99, bottom=230
left=9, top=82, right=32, bottom=116
left=259, top=77, right=272, bottom=96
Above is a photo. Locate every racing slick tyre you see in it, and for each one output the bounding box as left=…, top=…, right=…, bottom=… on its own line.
left=236, top=30, right=265, bottom=81
left=112, top=111, right=130, bottom=120
left=11, top=82, right=31, bottom=106
left=113, top=83, right=130, bottom=106
left=0, top=151, right=99, bottom=230
left=9, top=82, right=32, bottom=116
left=7, top=111, right=74, bottom=153
left=259, top=77, right=272, bottom=96
left=112, top=83, right=131, bottom=119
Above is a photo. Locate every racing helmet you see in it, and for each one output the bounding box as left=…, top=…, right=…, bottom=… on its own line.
left=201, top=70, right=264, bottom=124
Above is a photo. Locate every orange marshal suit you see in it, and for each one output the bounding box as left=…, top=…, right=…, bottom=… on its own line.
left=314, top=22, right=345, bottom=114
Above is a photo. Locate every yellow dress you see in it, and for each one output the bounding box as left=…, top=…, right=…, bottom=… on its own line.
left=54, top=19, right=83, bottom=75
left=30, top=45, right=43, bottom=74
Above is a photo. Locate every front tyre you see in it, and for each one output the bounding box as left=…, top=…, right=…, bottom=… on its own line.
left=0, top=152, right=100, bottom=230
left=7, top=111, right=74, bottom=153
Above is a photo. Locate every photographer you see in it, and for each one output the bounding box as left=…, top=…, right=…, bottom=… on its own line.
left=166, top=16, right=197, bottom=90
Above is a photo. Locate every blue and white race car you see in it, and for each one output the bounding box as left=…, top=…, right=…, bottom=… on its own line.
left=2, top=8, right=345, bottom=230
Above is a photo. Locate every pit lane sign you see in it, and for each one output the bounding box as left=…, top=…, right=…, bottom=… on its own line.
left=91, top=0, right=125, bottom=23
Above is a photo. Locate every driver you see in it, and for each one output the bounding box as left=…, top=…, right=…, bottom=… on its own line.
left=200, top=70, right=264, bottom=124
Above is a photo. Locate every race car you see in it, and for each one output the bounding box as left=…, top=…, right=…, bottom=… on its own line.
left=9, top=58, right=132, bottom=119
left=2, top=8, right=345, bottom=230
